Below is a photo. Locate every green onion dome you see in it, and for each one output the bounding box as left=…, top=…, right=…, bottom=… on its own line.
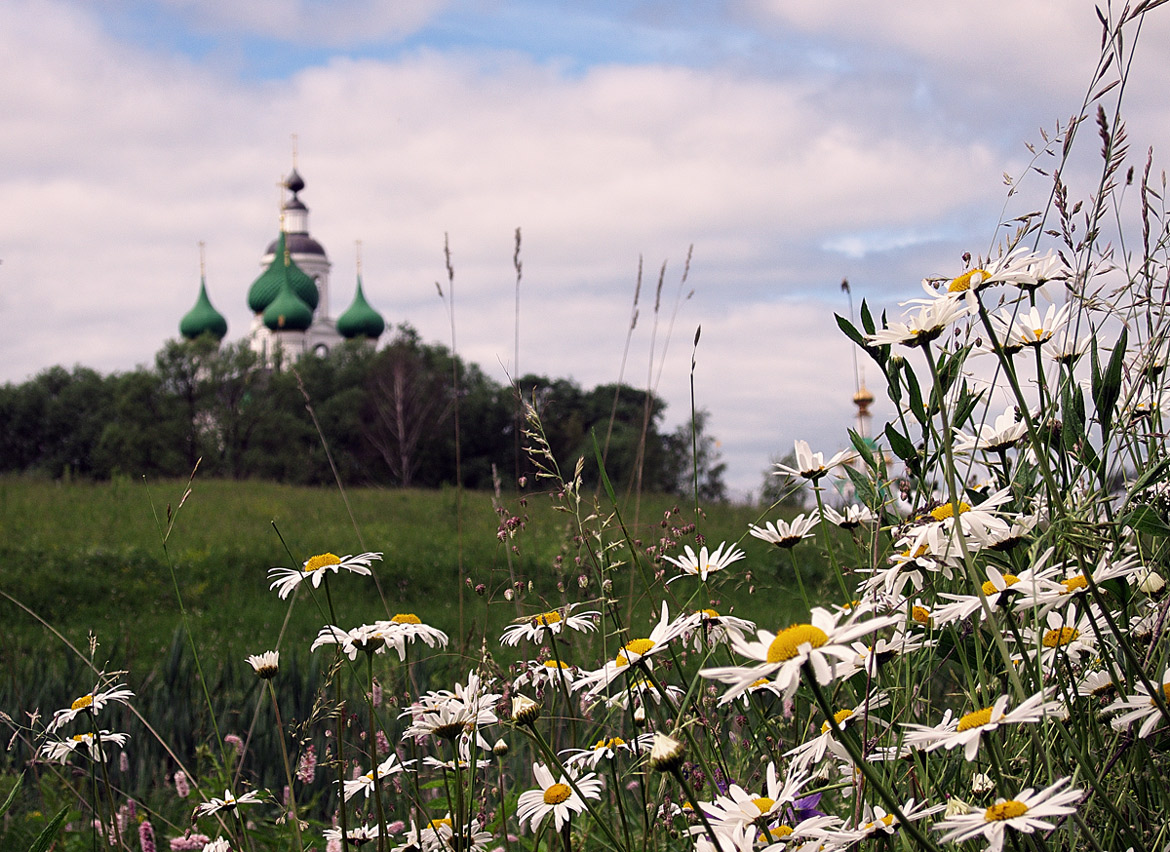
left=336, top=276, right=386, bottom=340
left=263, top=273, right=313, bottom=332
left=247, top=230, right=320, bottom=313
left=179, top=277, right=228, bottom=340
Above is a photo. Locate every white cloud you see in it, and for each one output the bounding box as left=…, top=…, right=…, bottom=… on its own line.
left=4, top=0, right=1170, bottom=495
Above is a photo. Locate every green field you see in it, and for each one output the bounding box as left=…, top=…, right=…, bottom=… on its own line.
left=0, top=475, right=827, bottom=681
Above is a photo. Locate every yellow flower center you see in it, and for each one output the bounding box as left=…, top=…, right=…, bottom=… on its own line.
left=749, top=678, right=771, bottom=688
left=543, top=783, right=572, bottom=805
left=911, top=605, right=932, bottom=626
left=1151, top=684, right=1170, bottom=706
left=752, top=797, right=775, bottom=814
left=822, top=708, right=855, bottom=734
left=71, top=695, right=94, bottom=711
left=957, top=707, right=994, bottom=732
left=864, top=814, right=897, bottom=830
left=71, top=734, right=88, bottom=743
left=1033, top=328, right=1046, bottom=339
left=1061, top=575, right=1088, bottom=594
left=543, top=660, right=570, bottom=669
left=984, top=800, right=1028, bottom=821
left=981, top=574, right=1020, bottom=596
left=770, top=826, right=793, bottom=839
left=304, top=553, right=341, bottom=573
left=616, top=638, right=656, bottom=667
left=534, top=611, right=563, bottom=626
left=391, top=613, right=421, bottom=624
left=592, top=736, right=626, bottom=750
left=700, top=608, right=720, bottom=619
left=428, top=818, right=452, bottom=831
left=948, top=268, right=988, bottom=293
left=1043, top=627, right=1080, bottom=648
left=930, top=502, right=971, bottom=522
left=766, top=624, right=829, bottom=663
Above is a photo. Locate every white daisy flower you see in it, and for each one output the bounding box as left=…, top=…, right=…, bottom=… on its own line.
left=934, top=777, right=1082, bottom=852
left=1015, top=602, right=1098, bottom=669
left=48, top=683, right=135, bottom=732
left=953, top=406, right=1028, bottom=454
left=662, top=541, right=746, bottom=582
left=700, top=762, right=810, bottom=831
left=576, top=601, right=689, bottom=698
left=40, top=730, right=129, bottom=764
left=401, top=672, right=500, bottom=741
left=394, top=816, right=492, bottom=852
left=866, top=297, right=969, bottom=348
left=933, top=563, right=1063, bottom=627
left=342, top=754, right=414, bottom=801
left=773, top=440, right=855, bottom=482
left=201, top=839, right=231, bottom=852
left=903, top=488, right=1014, bottom=559
left=311, top=623, right=391, bottom=660
left=245, top=650, right=279, bottom=679
left=1075, top=669, right=1117, bottom=703
left=267, top=551, right=382, bottom=599
left=901, top=691, right=1062, bottom=761
left=513, top=659, right=581, bottom=692
left=821, top=503, right=877, bottom=530
left=515, top=762, right=602, bottom=833
left=699, top=607, right=901, bottom=704
left=748, top=514, right=818, bottom=549
left=1001, top=303, right=1071, bottom=349
left=500, top=604, right=599, bottom=647
left=676, top=608, right=756, bottom=651
left=380, top=613, right=449, bottom=660
left=1106, top=668, right=1170, bottom=738
left=194, top=788, right=264, bottom=818
left=562, top=733, right=653, bottom=769
left=599, top=674, right=685, bottom=710
left=324, top=824, right=382, bottom=847
left=840, top=798, right=946, bottom=844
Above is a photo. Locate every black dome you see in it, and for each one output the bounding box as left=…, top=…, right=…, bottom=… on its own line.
left=265, top=233, right=326, bottom=256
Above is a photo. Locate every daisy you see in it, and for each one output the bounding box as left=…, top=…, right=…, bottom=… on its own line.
left=381, top=613, right=449, bottom=660
left=953, top=406, right=1028, bottom=454
left=901, top=691, right=1061, bottom=761
left=934, top=777, right=1082, bottom=852
left=500, top=604, right=599, bottom=646
left=48, top=683, right=135, bottom=732
left=245, top=650, right=279, bottom=679
left=311, top=623, right=391, bottom=660
left=748, top=514, right=818, bottom=549
left=576, top=601, right=689, bottom=697
left=513, top=659, right=581, bottom=692
left=700, top=762, right=810, bottom=831
left=784, top=693, right=888, bottom=771
left=1002, top=303, right=1071, bottom=349
left=599, top=674, right=685, bottom=710
left=699, top=607, right=901, bottom=704
left=562, top=733, right=653, bottom=769
left=1075, top=669, right=1117, bottom=703
left=40, top=730, right=129, bottom=764
left=324, top=824, right=382, bottom=847
left=821, top=504, right=877, bottom=530
left=839, top=799, right=945, bottom=844
left=676, top=608, right=756, bottom=651
left=902, top=488, right=1014, bottom=558
left=402, top=672, right=500, bottom=741
left=662, top=542, right=746, bottom=582
left=393, top=817, right=491, bottom=852
left=267, top=551, right=382, bottom=599
left=515, top=762, right=603, bottom=833
left=933, top=563, right=1063, bottom=627
left=866, top=297, right=969, bottom=348
left=1016, top=602, right=1098, bottom=669
left=342, top=754, right=414, bottom=801
left=773, top=440, right=855, bottom=482
left=202, top=840, right=231, bottom=852
left=194, top=788, right=264, bottom=818
left=1106, top=668, right=1170, bottom=738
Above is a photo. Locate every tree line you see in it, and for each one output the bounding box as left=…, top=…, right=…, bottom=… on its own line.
left=0, top=325, right=727, bottom=498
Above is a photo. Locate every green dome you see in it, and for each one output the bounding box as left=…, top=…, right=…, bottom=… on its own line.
left=179, top=277, right=228, bottom=340
left=263, top=274, right=313, bottom=332
left=247, top=230, right=320, bottom=313
left=337, top=276, right=386, bottom=340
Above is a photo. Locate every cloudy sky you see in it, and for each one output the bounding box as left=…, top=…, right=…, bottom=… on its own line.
left=3, top=0, right=1168, bottom=498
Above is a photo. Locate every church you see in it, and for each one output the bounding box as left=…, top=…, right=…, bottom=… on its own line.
left=178, top=163, right=386, bottom=361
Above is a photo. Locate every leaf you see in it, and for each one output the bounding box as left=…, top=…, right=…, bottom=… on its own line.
left=848, top=429, right=877, bottom=470
left=1123, top=456, right=1170, bottom=508
left=1092, top=328, right=1127, bottom=442
left=0, top=774, right=22, bottom=818
left=28, top=807, right=69, bottom=852
left=835, top=313, right=868, bottom=349
left=1123, top=504, right=1170, bottom=538
left=884, top=423, right=918, bottom=467
left=860, top=298, right=877, bottom=335
left=904, top=366, right=927, bottom=426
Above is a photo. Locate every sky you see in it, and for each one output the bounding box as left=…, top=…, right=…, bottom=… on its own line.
left=3, top=0, right=1170, bottom=499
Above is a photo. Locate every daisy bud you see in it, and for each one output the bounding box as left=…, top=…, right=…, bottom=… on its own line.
left=649, top=732, right=684, bottom=772
left=945, top=797, right=973, bottom=817
left=1138, top=570, right=1165, bottom=594
left=511, top=695, right=540, bottom=726
left=633, top=707, right=646, bottom=727
left=504, top=589, right=514, bottom=601
left=245, top=651, right=280, bottom=680
left=493, top=738, right=510, bottom=757
left=971, top=773, right=995, bottom=795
